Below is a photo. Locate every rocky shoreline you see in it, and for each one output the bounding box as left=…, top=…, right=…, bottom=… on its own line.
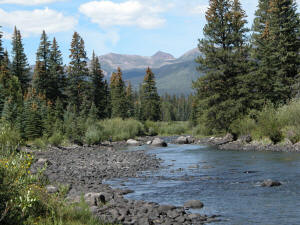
left=29, top=144, right=219, bottom=225
left=195, top=134, right=300, bottom=152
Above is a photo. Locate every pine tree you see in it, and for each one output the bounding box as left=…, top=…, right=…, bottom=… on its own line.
left=251, top=0, right=300, bottom=106
left=67, top=32, right=89, bottom=111
left=193, top=0, right=250, bottom=132
left=33, top=30, right=51, bottom=98
left=11, top=27, right=30, bottom=94
left=140, top=67, right=161, bottom=121
left=126, top=81, right=135, bottom=118
left=48, top=38, right=66, bottom=102
left=110, top=68, right=127, bottom=119
left=90, top=51, right=106, bottom=119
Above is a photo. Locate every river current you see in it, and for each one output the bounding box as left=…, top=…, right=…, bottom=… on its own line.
left=107, top=144, right=300, bottom=224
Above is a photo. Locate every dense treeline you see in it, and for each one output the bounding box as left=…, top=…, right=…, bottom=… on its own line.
left=193, top=0, right=300, bottom=137
left=0, top=26, right=191, bottom=144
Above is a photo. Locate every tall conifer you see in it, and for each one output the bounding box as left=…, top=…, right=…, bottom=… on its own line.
left=11, top=27, right=30, bottom=94
left=110, top=68, right=127, bottom=118
left=67, top=32, right=89, bottom=111
left=90, top=51, right=106, bottom=119
left=141, top=67, right=161, bottom=121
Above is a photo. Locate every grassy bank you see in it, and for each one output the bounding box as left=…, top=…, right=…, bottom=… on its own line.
left=230, top=99, right=300, bottom=144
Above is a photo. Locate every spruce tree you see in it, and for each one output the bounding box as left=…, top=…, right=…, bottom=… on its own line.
left=110, top=68, right=127, bottom=119
left=251, top=0, right=300, bottom=106
left=49, top=38, right=66, bottom=102
left=140, top=67, right=161, bottom=121
left=67, top=32, right=89, bottom=111
left=11, top=27, right=30, bottom=94
left=126, top=81, right=135, bottom=118
left=33, top=30, right=51, bottom=98
left=193, top=0, right=250, bottom=132
left=90, top=51, right=106, bottom=119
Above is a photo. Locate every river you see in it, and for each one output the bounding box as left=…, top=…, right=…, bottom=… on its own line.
left=107, top=144, right=300, bottom=224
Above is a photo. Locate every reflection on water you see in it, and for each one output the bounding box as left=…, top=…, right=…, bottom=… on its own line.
left=107, top=144, right=300, bottom=225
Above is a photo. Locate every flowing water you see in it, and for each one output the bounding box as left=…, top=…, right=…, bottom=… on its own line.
left=107, top=144, right=300, bottom=224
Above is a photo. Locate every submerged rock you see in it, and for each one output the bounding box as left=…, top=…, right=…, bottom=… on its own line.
left=261, top=179, right=282, bottom=187
left=184, top=200, right=204, bottom=209
left=151, top=138, right=168, bottom=147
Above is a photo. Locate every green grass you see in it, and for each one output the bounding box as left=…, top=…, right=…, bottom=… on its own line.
left=145, top=121, right=191, bottom=136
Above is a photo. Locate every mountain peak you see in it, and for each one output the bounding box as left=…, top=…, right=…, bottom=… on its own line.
left=152, top=51, right=175, bottom=61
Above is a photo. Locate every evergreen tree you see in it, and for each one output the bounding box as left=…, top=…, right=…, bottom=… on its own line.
left=90, top=51, right=106, bottom=119
left=193, top=0, right=250, bottom=132
left=126, top=81, right=135, bottom=118
left=33, top=30, right=51, bottom=98
left=67, top=32, right=89, bottom=110
left=140, top=67, right=161, bottom=121
left=48, top=38, right=66, bottom=102
left=104, top=80, right=111, bottom=118
left=110, top=68, right=127, bottom=119
left=251, top=0, right=300, bottom=106
left=11, top=27, right=30, bottom=94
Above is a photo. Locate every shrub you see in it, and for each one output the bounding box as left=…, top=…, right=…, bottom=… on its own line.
left=31, top=138, right=47, bottom=149
left=84, top=124, right=104, bottom=145
left=101, top=118, right=144, bottom=141
left=145, top=121, right=191, bottom=136
left=230, top=116, right=257, bottom=137
left=48, top=133, right=64, bottom=147
left=282, top=126, right=300, bottom=144
left=0, top=122, right=22, bottom=156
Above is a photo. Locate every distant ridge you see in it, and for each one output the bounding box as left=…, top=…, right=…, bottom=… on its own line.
left=98, top=48, right=203, bottom=95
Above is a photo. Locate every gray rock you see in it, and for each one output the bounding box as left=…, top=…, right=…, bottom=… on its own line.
left=239, top=135, right=252, bottom=143
left=175, top=136, right=188, bottom=144
left=126, top=139, right=140, bottom=146
left=261, top=179, right=282, bottom=187
left=46, top=185, right=58, bottom=194
left=146, top=141, right=152, bottom=145
left=158, top=205, right=176, bottom=214
left=84, top=192, right=105, bottom=206
left=188, top=164, right=199, bottom=169
left=90, top=206, right=98, bottom=214
left=151, top=138, right=168, bottom=147
left=184, top=200, right=204, bottom=209
left=186, top=136, right=195, bottom=144
left=36, top=158, right=52, bottom=165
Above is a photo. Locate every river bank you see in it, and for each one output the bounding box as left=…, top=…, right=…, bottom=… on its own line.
left=28, top=144, right=219, bottom=225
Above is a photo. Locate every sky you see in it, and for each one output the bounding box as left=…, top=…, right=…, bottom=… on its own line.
left=0, top=0, right=298, bottom=64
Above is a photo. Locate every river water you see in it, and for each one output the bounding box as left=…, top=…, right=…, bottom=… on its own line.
left=107, top=144, right=300, bottom=224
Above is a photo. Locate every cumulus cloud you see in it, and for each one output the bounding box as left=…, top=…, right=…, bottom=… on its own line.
left=190, top=5, right=208, bottom=15
left=79, top=0, right=166, bottom=29
left=0, top=0, right=64, bottom=5
left=0, top=8, right=77, bottom=37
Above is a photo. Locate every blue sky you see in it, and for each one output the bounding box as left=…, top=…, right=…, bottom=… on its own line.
left=0, top=0, right=297, bottom=64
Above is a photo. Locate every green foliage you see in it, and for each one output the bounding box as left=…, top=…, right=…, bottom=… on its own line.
left=140, top=67, right=161, bottom=121
left=101, top=118, right=144, bottom=141
left=230, top=116, right=257, bottom=137
left=0, top=122, right=21, bottom=155
left=48, top=132, right=64, bottom=147
left=67, top=32, right=89, bottom=111
left=84, top=123, right=104, bottom=145
left=194, top=0, right=250, bottom=133
left=11, top=27, right=30, bottom=94
left=0, top=153, right=113, bottom=225
left=145, top=121, right=191, bottom=136
left=110, top=68, right=128, bottom=119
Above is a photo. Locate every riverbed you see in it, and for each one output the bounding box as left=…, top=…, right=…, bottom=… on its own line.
left=107, top=144, right=300, bottom=224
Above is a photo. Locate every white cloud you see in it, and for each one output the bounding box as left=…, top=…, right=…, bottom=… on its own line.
left=79, top=0, right=166, bottom=29
left=0, top=8, right=77, bottom=37
left=190, top=4, right=208, bottom=15
left=0, top=0, right=64, bottom=5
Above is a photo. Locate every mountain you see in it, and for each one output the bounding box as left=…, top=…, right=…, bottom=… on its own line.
left=99, top=48, right=203, bottom=95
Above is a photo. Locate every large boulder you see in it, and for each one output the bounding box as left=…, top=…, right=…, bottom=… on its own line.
left=175, top=136, right=189, bottom=144
left=46, top=185, right=58, bottom=194
left=261, top=179, right=282, bottom=187
left=184, top=200, right=204, bottom=209
left=239, top=135, right=252, bottom=143
left=151, top=138, right=167, bottom=147
left=126, top=139, right=141, bottom=146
